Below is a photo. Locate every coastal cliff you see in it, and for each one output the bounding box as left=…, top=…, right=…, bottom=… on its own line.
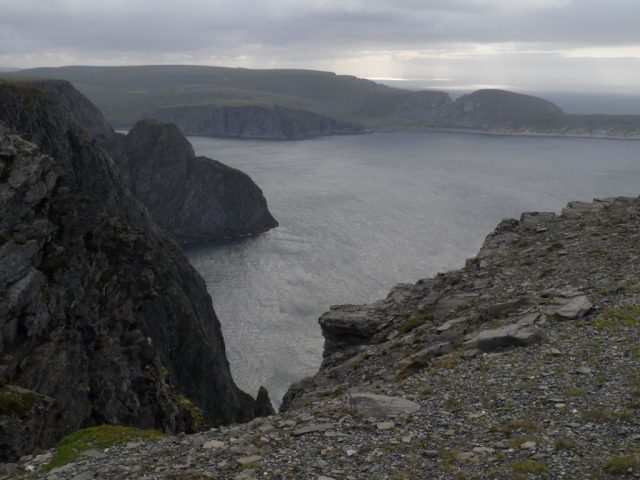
left=149, top=104, right=368, bottom=140
left=7, top=79, right=278, bottom=243
left=0, top=80, right=273, bottom=462
left=13, top=66, right=640, bottom=140
left=6, top=195, right=640, bottom=478
left=111, top=119, right=278, bottom=242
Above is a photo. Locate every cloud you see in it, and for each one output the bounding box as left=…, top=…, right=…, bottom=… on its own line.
left=0, top=0, right=637, bottom=91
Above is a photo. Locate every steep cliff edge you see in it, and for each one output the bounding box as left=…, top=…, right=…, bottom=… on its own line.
left=111, top=119, right=278, bottom=242
left=7, top=196, right=639, bottom=478
left=0, top=79, right=272, bottom=462
left=149, top=104, right=368, bottom=140
left=5, top=79, right=278, bottom=243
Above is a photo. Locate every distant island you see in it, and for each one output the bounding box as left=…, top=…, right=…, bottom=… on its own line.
left=6, top=65, right=640, bottom=140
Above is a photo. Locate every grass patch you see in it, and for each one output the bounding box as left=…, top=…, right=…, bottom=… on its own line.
left=603, top=454, right=640, bottom=474
left=398, top=312, right=433, bottom=335
left=0, top=386, right=39, bottom=417
left=554, top=437, right=577, bottom=451
left=594, top=305, right=640, bottom=331
left=491, top=416, right=540, bottom=434
left=511, top=459, right=548, bottom=474
left=580, top=408, right=633, bottom=423
left=45, top=425, right=165, bottom=471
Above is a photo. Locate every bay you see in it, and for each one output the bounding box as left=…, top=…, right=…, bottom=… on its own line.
left=186, top=132, right=640, bottom=405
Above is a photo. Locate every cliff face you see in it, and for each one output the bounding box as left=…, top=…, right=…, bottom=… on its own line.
left=0, top=80, right=272, bottom=462
left=7, top=196, right=639, bottom=479
left=111, top=119, right=278, bottom=242
left=149, top=104, right=368, bottom=140
left=5, top=79, right=278, bottom=243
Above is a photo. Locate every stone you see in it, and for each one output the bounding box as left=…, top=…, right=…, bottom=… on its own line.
left=237, top=455, right=262, bottom=466
left=472, top=324, right=549, bottom=352
left=292, top=423, right=336, bottom=436
left=350, top=393, right=420, bottom=418
left=521, top=442, right=537, bottom=449
left=202, top=440, right=227, bottom=450
left=376, top=422, right=394, bottom=430
left=554, top=296, right=593, bottom=319
left=319, top=305, right=381, bottom=357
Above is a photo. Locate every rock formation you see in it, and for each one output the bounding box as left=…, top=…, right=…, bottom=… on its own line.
left=0, top=79, right=273, bottom=462
left=111, top=119, right=278, bottom=242
left=7, top=79, right=278, bottom=243
left=6, top=195, right=639, bottom=478
left=149, top=104, right=368, bottom=140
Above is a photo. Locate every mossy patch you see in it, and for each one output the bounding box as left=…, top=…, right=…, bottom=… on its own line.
left=604, top=454, right=640, bottom=474
left=511, top=459, right=548, bottom=474
left=45, top=425, right=165, bottom=471
left=0, top=386, right=39, bottom=417
left=595, top=304, right=640, bottom=331
left=398, top=312, right=433, bottom=335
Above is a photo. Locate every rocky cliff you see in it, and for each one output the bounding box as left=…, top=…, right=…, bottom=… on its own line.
left=6, top=79, right=279, bottom=243
left=0, top=79, right=273, bottom=462
left=149, top=104, right=368, bottom=140
left=110, top=119, right=278, bottom=242
left=6, top=195, right=640, bottom=479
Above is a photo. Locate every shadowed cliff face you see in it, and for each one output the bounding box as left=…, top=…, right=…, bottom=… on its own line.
left=111, top=119, right=279, bottom=243
left=6, top=79, right=278, bottom=243
left=0, top=80, right=272, bottom=462
left=149, top=104, right=368, bottom=140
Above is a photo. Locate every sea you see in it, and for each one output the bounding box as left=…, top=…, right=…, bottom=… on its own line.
left=185, top=131, right=640, bottom=405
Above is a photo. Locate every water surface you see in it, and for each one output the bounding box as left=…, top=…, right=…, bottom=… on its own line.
left=186, top=132, right=640, bottom=404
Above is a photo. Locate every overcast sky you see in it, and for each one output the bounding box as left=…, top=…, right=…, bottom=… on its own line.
left=1, top=0, right=638, bottom=92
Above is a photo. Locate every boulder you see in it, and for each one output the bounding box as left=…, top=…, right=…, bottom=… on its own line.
left=471, top=324, right=549, bottom=352
left=350, top=393, right=420, bottom=418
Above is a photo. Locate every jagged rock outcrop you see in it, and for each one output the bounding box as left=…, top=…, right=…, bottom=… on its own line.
left=149, top=104, right=368, bottom=140
left=0, top=79, right=273, bottom=462
left=110, top=119, right=278, bottom=242
left=5, top=79, right=278, bottom=243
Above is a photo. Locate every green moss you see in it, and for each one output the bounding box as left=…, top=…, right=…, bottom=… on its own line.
left=0, top=387, right=39, bottom=417
left=511, top=459, right=548, bottom=474
left=554, top=437, right=578, bottom=451
left=398, top=312, right=433, bottom=335
left=595, top=305, right=640, bottom=331
left=45, top=425, right=165, bottom=471
left=604, top=454, right=640, bottom=474
left=172, top=392, right=207, bottom=431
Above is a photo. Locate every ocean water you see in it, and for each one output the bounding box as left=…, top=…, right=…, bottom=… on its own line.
left=186, top=132, right=640, bottom=405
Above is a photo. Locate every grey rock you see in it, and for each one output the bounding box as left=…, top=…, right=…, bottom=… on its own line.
left=0, top=80, right=270, bottom=461
left=472, top=324, right=549, bottom=352
left=319, top=305, right=380, bottom=357
left=554, top=296, right=593, bottom=320
left=292, top=423, right=336, bottom=436
left=109, top=119, right=278, bottom=243
left=350, top=393, right=420, bottom=418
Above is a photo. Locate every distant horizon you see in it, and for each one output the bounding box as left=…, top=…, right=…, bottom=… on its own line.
left=6, top=63, right=640, bottom=115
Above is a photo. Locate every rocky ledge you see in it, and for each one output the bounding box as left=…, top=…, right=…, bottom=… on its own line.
left=6, top=195, right=640, bottom=479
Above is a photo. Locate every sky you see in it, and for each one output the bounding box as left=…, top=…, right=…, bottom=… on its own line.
left=0, top=0, right=639, bottom=93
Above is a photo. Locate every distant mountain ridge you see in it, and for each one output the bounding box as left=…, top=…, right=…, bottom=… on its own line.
left=10, top=65, right=640, bottom=139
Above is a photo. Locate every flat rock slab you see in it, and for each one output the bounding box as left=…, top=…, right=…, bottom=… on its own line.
left=554, top=295, right=593, bottom=319
left=237, top=455, right=262, bottom=465
left=473, top=324, right=549, bottom=352
left=292, top=423, right=336, bottom=436
left=350, top=393, right=420, bottom=418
